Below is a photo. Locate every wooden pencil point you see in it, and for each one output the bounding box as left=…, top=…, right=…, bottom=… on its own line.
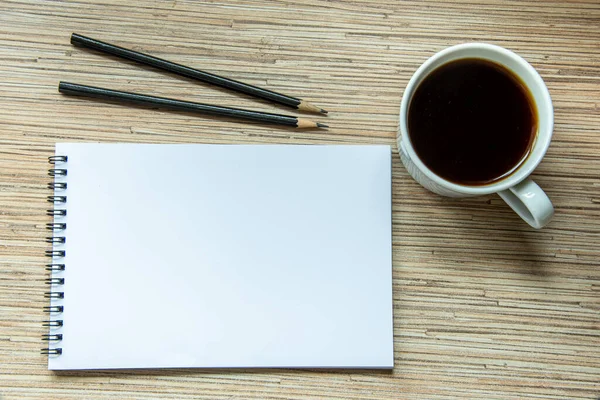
left=298, top=100, right=326, bottom=114
left=296, top=118, right=324, bottom=129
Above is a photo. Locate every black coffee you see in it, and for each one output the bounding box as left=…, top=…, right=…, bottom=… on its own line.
left=408, top=58, right=537, bottom=185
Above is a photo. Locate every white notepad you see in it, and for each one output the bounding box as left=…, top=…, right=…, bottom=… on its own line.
left=45, top=143, right=393, bottom=370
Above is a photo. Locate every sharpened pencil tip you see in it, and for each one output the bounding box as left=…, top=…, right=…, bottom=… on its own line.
left=317, top=123, right=329, bottom=129
left=320, top=108, right=328, bottom=114
left=298, top=100, right=326, bottom=114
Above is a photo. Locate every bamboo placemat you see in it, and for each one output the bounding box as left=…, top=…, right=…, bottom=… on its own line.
left=0, top=0, right=598, bottom=398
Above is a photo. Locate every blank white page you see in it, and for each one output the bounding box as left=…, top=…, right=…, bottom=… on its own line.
left=48, top=143, right=393, bottom=370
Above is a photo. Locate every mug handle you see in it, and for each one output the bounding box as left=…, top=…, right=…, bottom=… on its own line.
left=497, top=178, right=554, bottom=229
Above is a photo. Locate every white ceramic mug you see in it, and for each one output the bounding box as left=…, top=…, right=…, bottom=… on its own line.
left=398, top=43, right=554, bottom=229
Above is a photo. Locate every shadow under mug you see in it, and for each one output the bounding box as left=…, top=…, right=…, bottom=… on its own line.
left=398, top=43, right=554, bottom=229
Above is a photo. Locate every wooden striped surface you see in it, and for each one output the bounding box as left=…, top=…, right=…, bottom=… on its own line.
left=0, top=0, right=599, bottom=398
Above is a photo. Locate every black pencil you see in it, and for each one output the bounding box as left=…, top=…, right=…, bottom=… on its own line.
left=58, top=82, right=328, bottom=129
left=70, top=33, right=328, bottom=115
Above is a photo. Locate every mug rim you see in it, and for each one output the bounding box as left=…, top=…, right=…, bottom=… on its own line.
left=398, top=43, right=554, bottom=195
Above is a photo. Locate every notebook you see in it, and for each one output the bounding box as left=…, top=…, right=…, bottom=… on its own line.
left=44, top=143, right=393, bottom=370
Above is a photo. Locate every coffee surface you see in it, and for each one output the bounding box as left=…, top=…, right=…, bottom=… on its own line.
left=408, top=58, right=537, bottom=185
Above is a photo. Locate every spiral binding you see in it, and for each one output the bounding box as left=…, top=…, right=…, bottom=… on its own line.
left=48, top=182, right=67, bottom=190
left=48, top=169, right=67, bottom=177
left=45, top=264, right=65, bottom=272
left=44, top=292, right=64, bottom=299
left=46, top=222, right=66, bottom=231
left=46, top=209, right=66, bottom=217
left=45, top=250, right=65, bottom=257
left=43, top=306, right=64, bottom=313
left=47, top=196, right=66, bottom=203
left=42, top=155, right=67, bottom=357
left=41, top=348, right=62, bottom=355
left=42, top=333, right=63, bottom=340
